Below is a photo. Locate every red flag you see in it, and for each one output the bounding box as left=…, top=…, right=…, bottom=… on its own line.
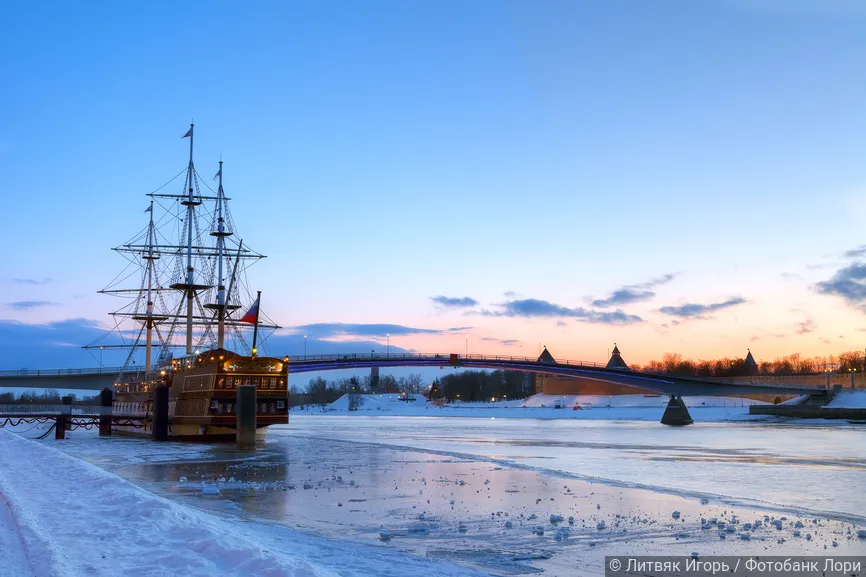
left=240, top=295, right=260, bottom=324
left=182, top=128, right=192, bottom=138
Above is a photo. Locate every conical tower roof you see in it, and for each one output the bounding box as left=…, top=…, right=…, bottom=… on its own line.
left=606, top=343, right=629, bottom=370
left=537, top=346, right=556, bottom=365
left=744, top=349, right=758, bottom=375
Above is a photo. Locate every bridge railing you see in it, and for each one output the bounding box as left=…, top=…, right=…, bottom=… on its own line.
left=287, top=352, right=609, bottom=368
left=0, top=404, right=108, bottom=415
left=0, top=367, right=129, bottom=378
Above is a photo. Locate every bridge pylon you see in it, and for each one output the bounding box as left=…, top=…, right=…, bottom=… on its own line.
left=660, top=395, right=693, bottom=426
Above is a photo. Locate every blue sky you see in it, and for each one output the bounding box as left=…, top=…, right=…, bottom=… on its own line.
left=2, top=0, right=866, bottom=370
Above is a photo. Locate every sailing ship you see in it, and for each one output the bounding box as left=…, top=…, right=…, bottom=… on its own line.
left=85, top=124, right=289, bottom=440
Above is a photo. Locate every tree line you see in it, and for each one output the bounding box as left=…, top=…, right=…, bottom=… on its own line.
left=633, top=351, right=866, bottom=378
left=292, top=373, right=426, bottom=406
left=428, top=369, right=535, bottom=402
left=0, top=390, right=99, bottom=405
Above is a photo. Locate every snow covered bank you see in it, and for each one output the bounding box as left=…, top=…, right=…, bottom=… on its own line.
left=0, top=428, right=480, bottom=577
left=825, top=390, right=866, bottom=408
left=294, top=393, right=765, bottom=421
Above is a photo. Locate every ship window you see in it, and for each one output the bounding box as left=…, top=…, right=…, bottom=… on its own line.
left=243, top=377, right=250, bottom=385
left=226, top=377, right=233, bottom=387
left=277, top=400, right=285, bottom=410
left=227, top=403, right=233, bottom=413
left=269, top=377, right=276, bottom=389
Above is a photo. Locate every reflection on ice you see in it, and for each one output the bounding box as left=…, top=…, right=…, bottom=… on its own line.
left=31, top=417, right=866, bottom=576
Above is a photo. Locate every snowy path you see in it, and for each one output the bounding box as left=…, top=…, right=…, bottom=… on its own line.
left=0, top=492, right=34, bottom=577
left=0, top=428, right=481, bottom=577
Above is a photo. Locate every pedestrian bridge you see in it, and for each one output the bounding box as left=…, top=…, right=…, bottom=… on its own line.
left=0, top=352, right=825, bottom=398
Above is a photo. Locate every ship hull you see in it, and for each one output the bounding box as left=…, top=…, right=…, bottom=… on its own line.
left=111, top=350, right=289, bottom=442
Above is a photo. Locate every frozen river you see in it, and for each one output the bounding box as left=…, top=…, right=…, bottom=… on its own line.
left=48, top=416, right=866, bottom=575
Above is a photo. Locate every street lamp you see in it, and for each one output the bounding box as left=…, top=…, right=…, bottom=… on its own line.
left=100, top=346, right=104, bottom=371
left=387, top=333, right=390, bottom=356
left=465, top=335, right=468, bottom=357
left=304, top=335, right=307, bottom=358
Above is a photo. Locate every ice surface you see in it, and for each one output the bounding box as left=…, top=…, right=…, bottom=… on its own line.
left=0, top=428, right=482, bottom=577
left=6, top=411, right=866, bottom=577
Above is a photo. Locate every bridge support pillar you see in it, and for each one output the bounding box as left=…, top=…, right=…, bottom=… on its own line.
left=99, top=388, right=113, bottom=437
left=370, top=367, right=380, bottom=392
left=236, top=384, right=257, bottom=450
left=661, top=395, right=693, bottom=426
left=152, top=384, right=169, bottom=441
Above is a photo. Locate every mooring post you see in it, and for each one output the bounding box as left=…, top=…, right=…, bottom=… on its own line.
left=99, top=387, right=113, bottom=437
left=236, top=384, right=257, bottom=450
left=660, top=395, right=694, bottom=426
left=62, top=395, right=73, bottom=430
left=54, top=396, right=73, bottom=439
left=152, top=384, right=169, bottom=441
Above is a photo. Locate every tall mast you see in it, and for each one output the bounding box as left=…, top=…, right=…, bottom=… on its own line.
left=131, top=200, right=166, bottom=377
left=215, top=161, right=226, bottom=348
left=144, top=201, right=156, bottom=376
left=184, top=123, right=196, bottom=355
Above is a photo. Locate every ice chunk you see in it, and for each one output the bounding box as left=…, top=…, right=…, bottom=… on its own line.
left=596, top=521, right=605, bottom=530
left=672, top=511, right=680, bottom=520
left=739, top=533, right=750, bottom=540
left=505, top=520, right=512, bottom=529
left=379, top=530, right=392, bottom=541
left=550, top=514, right=564, bottom=524
left=858, top=529, right=866, bottom=539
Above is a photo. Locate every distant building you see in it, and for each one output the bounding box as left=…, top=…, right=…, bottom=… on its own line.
left=537, top=346, right=556, bottom=365
left=606, top=344, right=629, bottom=370
left=534, top=345, right=653, bottom=396
left=744, top=349, right=758, bottom=376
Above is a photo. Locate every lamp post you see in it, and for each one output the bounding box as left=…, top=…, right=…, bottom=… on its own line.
left=465, top=335, right=468, bottom=357
left=387, top=333, right=390, bottom=356
left=304, top=335, right=307, bottom=358
left=100, top=346, right=103, bottom=371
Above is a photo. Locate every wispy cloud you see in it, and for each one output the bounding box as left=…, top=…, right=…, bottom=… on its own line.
left=591, top=273, right=677, bottom=308
left=483, top=298, right=642, bottom=325
left=843, top=246, right=866, bottom=259
left=556, top=320, right=567, bottom=327
left=796, top=319, right=815, bottom=335
left=7, top=300, right=58, bottom=310
left=480, top=337, right=520, bottom=347
left=430, top=295, right=479, bottom=309
left=815, top=263, right=866, bottom=309
left=11, top=278, right=52, bottom=285
left=657, top=297, right=746, bottom=319
left=287, top=323, right=470, bottom=339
